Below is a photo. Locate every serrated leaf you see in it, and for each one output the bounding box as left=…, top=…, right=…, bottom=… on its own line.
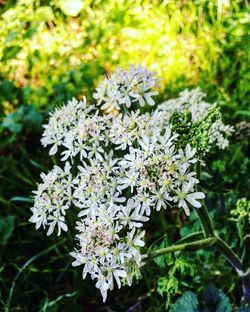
left=172, top=291, right=199, bottom=312
left=174, top=258, right=196, bottom=276
left=153, top=239, right=174, bottom=268
left=0, top=215, right=15, bottom=246
left=157, top=276, right=179, bottom=298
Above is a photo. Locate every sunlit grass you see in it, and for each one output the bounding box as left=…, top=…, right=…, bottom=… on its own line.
left=1, top=0, right=248, bottom=112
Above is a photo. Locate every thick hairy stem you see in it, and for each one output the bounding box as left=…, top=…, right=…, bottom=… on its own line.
left=196, top=162, right=214, bottom=237
left=196, top=208, right=214, bottom=237
left=148, top=237, right=216, bottom=260
left=241, top=274, right=250, bottom=303
left=214, top=237, right=250, bottom=303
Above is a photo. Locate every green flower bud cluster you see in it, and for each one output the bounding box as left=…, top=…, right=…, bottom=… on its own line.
left=231, top=198, right=250, bottom=223
left=170, top=106, right=221, bottom=157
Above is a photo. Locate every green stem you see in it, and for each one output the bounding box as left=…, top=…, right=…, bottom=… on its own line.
left=214, top=237, right=244, bottom=271
left=196, top=208, right=214, bottom=237
left=148, top=237, right=216, bottom=260
left=196, top=162, right=214, bottom=237
left=214, top=237, right=250, bottom=303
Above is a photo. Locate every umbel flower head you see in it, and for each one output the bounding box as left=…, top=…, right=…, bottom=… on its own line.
left=30, top=65, right=212, bottom=302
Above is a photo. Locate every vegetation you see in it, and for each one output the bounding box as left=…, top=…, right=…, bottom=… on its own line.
left=0, top=0, right=249, bottom=311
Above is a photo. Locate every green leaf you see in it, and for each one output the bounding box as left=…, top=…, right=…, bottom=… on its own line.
left=39, top=291, right=78, bottom=312
left=5, top=31, right=18, bottom=44
left=10, top=196, right=33, bottom=203
left=0, top=215, right=15, bottom=246
left=201, top=167, right=226, bottom=193
left=174, top=258, right=196, bottom=276
left=22, top=105, right=43, bottom=132
left=235, top=110, right=250, bottom=117
left=0, top=80, right=16, bottom=101
left=153, top=239, right=174, bottom=268
left=1, top=46, right=21, bottom=61
left=29, top=159, right=47, bottom=171
left=172, top=291, right=198, bottom=312
left=2, top=105, right=43, bottom=133
left=157, top=276, right=179, bottom=298
left=2, top=116, right=22, bottom=132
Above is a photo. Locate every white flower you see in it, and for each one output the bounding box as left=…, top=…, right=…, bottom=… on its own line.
left=95, top=273, right=109, bottom=302
left=151, top=188, right=173, bottom=211
left=30, top=162, right=73, bottom=235
left=174, top=183, right=205, bottom=216
left=178, top=144, right=197, bottom=167
left=118, top=199, right=149, bottom=229
left=107, top=267, right=127, bottom=290
left=47, top=214, right=68, bottom=236
left=130, top=82, right=158, bottom=107
left=117, top=170, right=139, bottom=192
left=175, top=166, right=199, bottom=187
left=136, top=193, right=154, bottom=216
left=85, top=145, right=104, bottom=162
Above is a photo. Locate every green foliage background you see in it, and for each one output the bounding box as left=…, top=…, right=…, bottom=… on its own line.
left=0, top=0, right=249, bottom=311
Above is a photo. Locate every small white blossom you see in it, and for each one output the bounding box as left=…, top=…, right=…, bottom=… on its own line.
left=174, top=183, right=205, bottom=216
left=94, top=64, right=159, bottom=111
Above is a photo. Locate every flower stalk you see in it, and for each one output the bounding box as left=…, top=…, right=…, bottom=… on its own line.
left=148, top=236, right=217, bottom=260
left=214, top=237, right=250, bottom=303
left=195, top=162, right=214, bottom=237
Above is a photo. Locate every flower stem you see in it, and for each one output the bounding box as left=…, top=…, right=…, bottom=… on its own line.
left=148, top=236, right=216, bottom=260
left=196, top=162, right=214, bottom=237
left=214, top=237, right=250, bottom=303
left=214, top=237, right=243, bottom=270
left=195, top=208, right=214, bottom=237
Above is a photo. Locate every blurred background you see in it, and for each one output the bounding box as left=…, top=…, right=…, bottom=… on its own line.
left=0, top=0, right=249, bottom=311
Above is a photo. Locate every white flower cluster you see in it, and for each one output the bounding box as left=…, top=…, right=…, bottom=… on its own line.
left=156, top=87, right=234, bottom=150
left=209, top=120, right=234, bottom=150
left=30, top=66, right=206, bottom=302
left=30, top=162, right=72, bottom=236
left=93, top=64, right=159, bottom=112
